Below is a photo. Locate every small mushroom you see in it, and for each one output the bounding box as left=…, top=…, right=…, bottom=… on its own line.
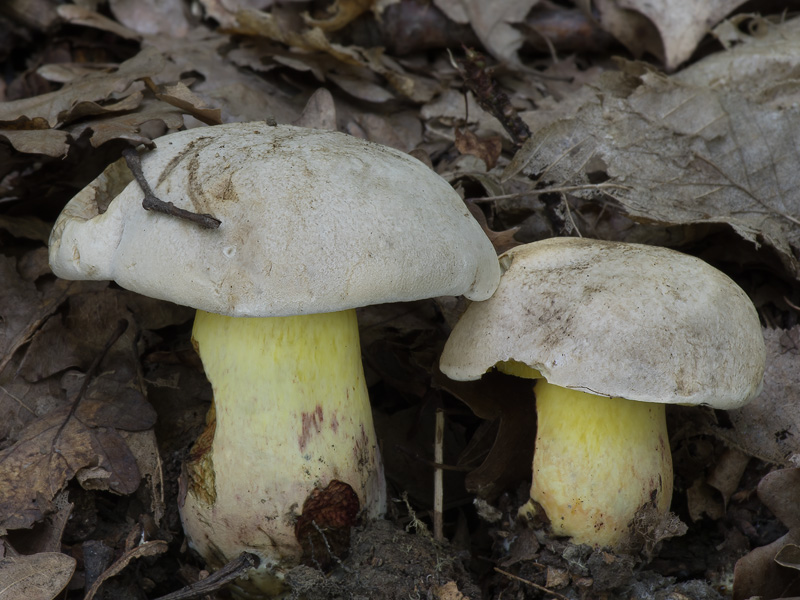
left=49, top=122, right=501, bottom=594
left=439, top=237, right=765, bottom=550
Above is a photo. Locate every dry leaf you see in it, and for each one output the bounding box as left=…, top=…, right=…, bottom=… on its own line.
left=464, top=200, right=519, bottom=254
left=57, top=4, right=142, bottom=40
left=577, top=0, right=748, bottom=70
left=83, top=539, right=168, bottom=600
left=507, top=55, right=800, bottom=276
left=0, top=47, right=165, bottom=129
left=454, top=127, right=502, bottom=169
left=293, top=88, right=338, bottom=130
left=732, top=469, right=800, bottom=598
left=0, top=255, right=78, bottom=378
left=714, top=327, right=800, bottom=465
left=303, top=0, right=374, bottom=32
left=0, top=552, right=76, bottom=600
left=0, top=381, right=156, bottom=531
left=434, top=0, right=540, bottom=66
left=757, top=468, right=800, bottom=530
left=108, top=0, right=191, bottom=37
left=433, top=370, right=536, bottom=500
left=147, top=80, right=223, bottom=126
left=234, top=9, right=364, bottom=65
left=733, top=528, right=800, bottom=599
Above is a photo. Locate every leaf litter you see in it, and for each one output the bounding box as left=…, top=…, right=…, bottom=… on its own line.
left=2, top=1, right=800, bottom=598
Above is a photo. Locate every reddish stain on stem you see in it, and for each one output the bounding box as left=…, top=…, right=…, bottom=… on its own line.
left=298, top=405, right=324, bottom=452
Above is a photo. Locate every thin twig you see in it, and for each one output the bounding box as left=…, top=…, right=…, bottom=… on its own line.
left=494, top=567, right=571, bottom=600
left=433, top=407, right=444, bottom=543
left=122, top=147, right=221, bottom=229
left=153, top=552, right=260, bottom=600
left=466, top=182, right=631, bottom=203
left=392, top=444, right=471, bottom=472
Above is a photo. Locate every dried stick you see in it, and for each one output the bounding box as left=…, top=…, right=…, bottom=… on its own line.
left=153, top=552, right=260, bottom=600
left=494, top=567, right=571, bottom=600
left=433, top=407, right=444, bottom=542
left=452, top=47, right=531, bottom=148
left=122, top=147, right=221, bottom=229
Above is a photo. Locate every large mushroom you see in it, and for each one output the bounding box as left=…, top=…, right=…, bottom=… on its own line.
left=440, top=237, right=765, bottom=550
left=49, top=122, right=501, bottom=595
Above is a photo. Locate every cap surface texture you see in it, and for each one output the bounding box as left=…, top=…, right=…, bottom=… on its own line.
left=439, top=237, right=765, bottom=408
left=49, top=123, right=500, bottom=316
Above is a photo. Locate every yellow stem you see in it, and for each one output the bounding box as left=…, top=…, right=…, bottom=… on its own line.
left=180, top=309, right=385, bottom=595
left=524, top=379, right=672, bottom=548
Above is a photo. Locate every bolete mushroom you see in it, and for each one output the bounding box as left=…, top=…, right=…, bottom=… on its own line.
left=49, top=122, right=501, bottom=594
left=439, top=237, right=765, bottom=550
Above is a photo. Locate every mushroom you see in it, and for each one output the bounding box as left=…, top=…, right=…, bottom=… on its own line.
left=49, top=122, right=501, bottom=594
left=439, top=237, right=765, bottom=550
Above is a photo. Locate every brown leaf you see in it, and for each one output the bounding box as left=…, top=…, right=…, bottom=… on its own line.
left=454, top=127, right=502, bottom=169
left=433, top=369, right=536, bottom=499
left=56, top=4, right=141, bottom=40
left=0, top=129, right=70, bottom=157
left=0, top=387, right=153, bottom=531
left=0, top=303, right=155, bottom=532
left=0, top=47, right=166, bottom=129
left=0, top=552, right=76, bottom=600
left=732, top=468, right=800, bottom=598
left=465, top=200, right=519, bottom=254
left=0, top=255, right=78, bottom=378
left=147, top=80, right=223, bottom=126
left=733, top=528, right=800, bottom=600
left=758, top=468, right=800, bottom=530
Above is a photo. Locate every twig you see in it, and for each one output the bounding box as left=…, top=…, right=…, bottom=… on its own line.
left=466, top=182, right=632, bottom=203
left=450, top=47, right=531, bottom=148
left=122, top=147, right=221, bottom=229
left=433, top=407, right=444, bottom=543
left=494, top=567, right=571, bottom=600
left=392, top=444, right=471, bottom=472
left=153, top=552, right=260, bottom=600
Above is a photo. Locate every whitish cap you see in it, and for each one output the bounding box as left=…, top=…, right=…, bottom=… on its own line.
left=439, top=237, right=765, bottom=408
left=49, top=123, right=500, bottom=317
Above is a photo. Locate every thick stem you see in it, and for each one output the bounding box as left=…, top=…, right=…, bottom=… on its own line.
left=522, top=379, right=672, bottom=549
left=180, top=309, right=386, bottom=595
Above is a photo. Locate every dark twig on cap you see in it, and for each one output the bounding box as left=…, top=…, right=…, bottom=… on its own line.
left=122, top=147, right=221, bottom=229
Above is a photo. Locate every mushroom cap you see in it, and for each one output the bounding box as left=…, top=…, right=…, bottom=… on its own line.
left=439, top=237, right=765, bottom=408
left=49, top=123, right=500, bottom=317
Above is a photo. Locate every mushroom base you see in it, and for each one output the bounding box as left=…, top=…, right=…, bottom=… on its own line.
left=180, top=309, right=386, bottom=597
left=521, top=379, right=672, bottom=550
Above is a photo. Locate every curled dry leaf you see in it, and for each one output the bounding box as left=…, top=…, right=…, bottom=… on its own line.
left=732, top=468, right=800, bottom=599
left=433, top=370, right=535, bottom=500
left=578, top=0, right=748, bottom=70
left=0, top=552, right=76, bottom=600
